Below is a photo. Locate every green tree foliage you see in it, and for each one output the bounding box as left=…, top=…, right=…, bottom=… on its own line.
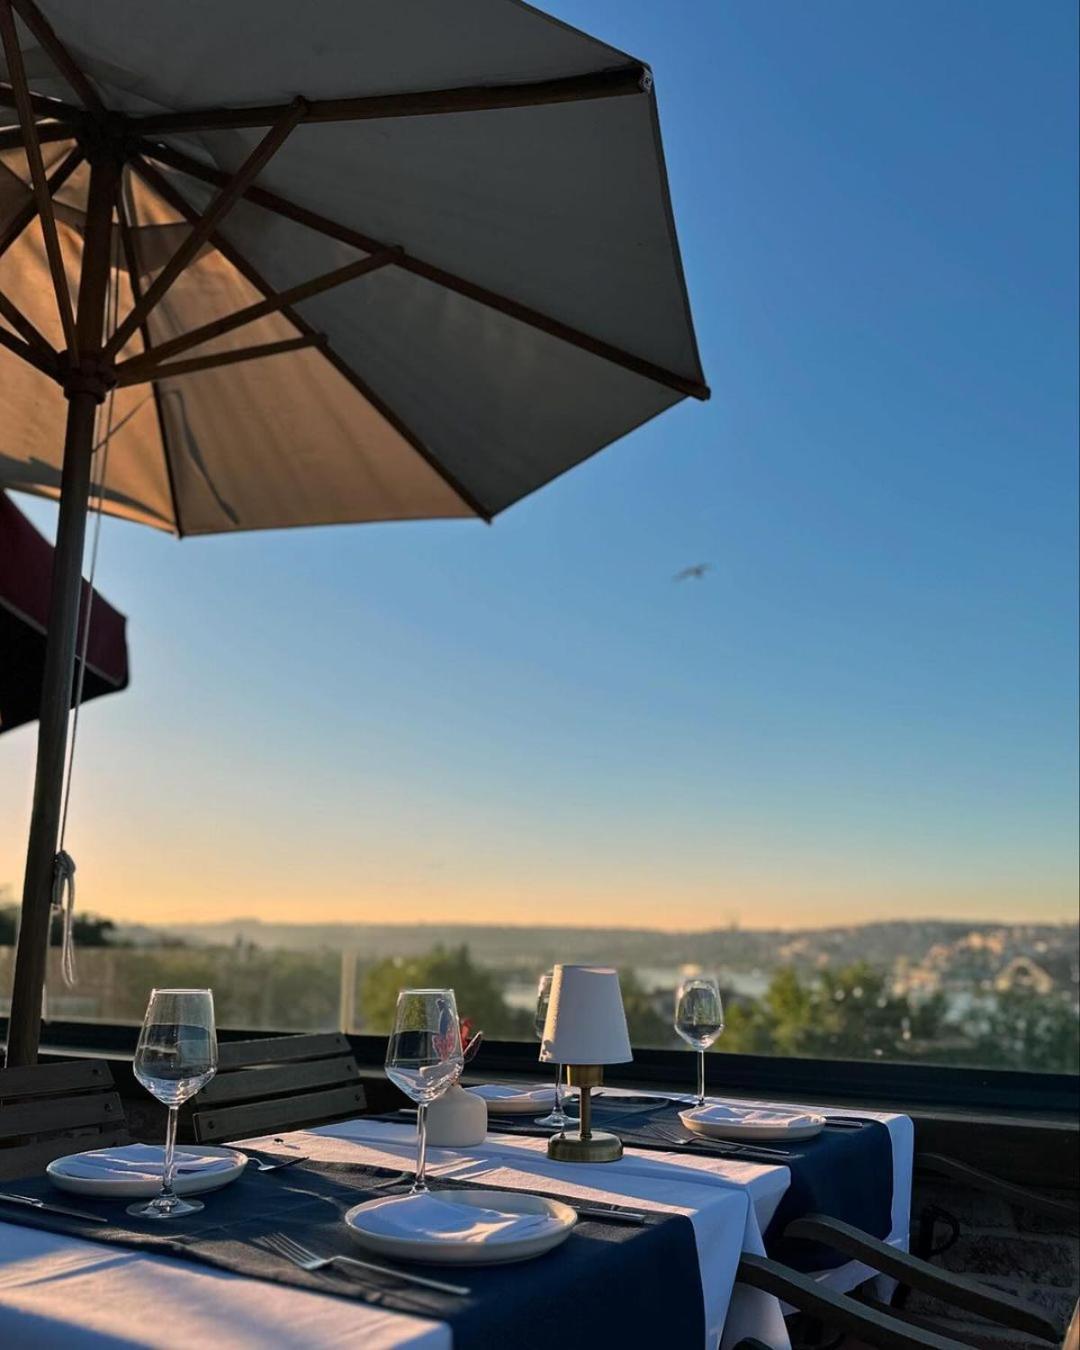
left=0, top=905, right=121, bottom=948
left=360, top=945, right=533, bottom=1038
left=619, top=968, right=675, bottom=1047
left=722, top=962, right=948, bottom=1062
left=973, top=988, right=1080, bottom=1073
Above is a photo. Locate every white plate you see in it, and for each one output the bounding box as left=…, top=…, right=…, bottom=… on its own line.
left=48, top=1144, right=247, bottom=1198
left=344, top=1189, right=577, bottom=1266
left=467, top=1084, right=566, bottom=1116
left=679, top=1104, right=826, bottom=1142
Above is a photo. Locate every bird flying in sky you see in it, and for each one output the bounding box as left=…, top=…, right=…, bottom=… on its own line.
left=673, top=563, right=712, bottom=582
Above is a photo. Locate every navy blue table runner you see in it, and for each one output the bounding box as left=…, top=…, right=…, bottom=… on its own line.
left=0, top=1157, right=706, bottom=1349
left=462, top=1098, right=895, bottom=1272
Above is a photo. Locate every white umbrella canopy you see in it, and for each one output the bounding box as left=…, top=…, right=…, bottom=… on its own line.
left=0, top=0, right=708, bottom=1062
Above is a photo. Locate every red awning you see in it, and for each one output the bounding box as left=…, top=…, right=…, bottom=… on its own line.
left=0, top=493, right=129, bottom=735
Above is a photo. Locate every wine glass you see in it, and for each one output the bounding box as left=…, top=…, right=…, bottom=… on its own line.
left=535, top=971, right=574, bottom=1129
left=385, top=989, right=464, bottom=1193
left=128, top=989, right=217, bottom=1219
left=674, top=976, right=724, bottom=1106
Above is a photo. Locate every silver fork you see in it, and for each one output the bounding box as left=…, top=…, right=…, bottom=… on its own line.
left=263, top=1231, right=471, bottom=1297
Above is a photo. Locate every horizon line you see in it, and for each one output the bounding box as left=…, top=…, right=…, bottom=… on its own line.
left=119, top=913, right=1080, bottom=937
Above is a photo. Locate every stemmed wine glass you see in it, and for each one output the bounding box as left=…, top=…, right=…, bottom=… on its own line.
left=674, top=976, right=724, bottom=1107
left=535, top=971, right=574, bottom=1129
left=128, top=988, right=218, bottom=1220
left=385, top=989, right=464, bottom=1193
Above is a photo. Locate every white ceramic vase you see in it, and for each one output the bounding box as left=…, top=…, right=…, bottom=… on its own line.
left=425, top=1084, right=487, bottom=1147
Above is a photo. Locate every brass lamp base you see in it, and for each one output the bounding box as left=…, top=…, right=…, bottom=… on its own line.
left=545, top=1063, right=622, bottom=1163
left=547, top=1128, right=623, bottom=1163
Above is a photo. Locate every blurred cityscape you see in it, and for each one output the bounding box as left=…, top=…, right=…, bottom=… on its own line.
left=1, top=900, right=1076, bottom=1073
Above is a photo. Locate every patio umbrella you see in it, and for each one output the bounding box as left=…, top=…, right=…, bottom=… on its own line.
left=0, top=0, right=709, bottom=1065
left=0, top=490, right=128, bottom=735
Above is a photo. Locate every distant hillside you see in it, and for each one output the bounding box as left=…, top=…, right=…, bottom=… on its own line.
left=116, top=917, right=1079, bottom=978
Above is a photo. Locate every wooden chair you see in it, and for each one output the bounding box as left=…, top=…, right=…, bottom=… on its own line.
left=0, top=1059, right=129, bottom=1181
left=189, top=1033, right=367, bottom=1143
left=733, top=1141, right=1078, bottom=1350
left=735, top=1214, right=1069, bottom=1350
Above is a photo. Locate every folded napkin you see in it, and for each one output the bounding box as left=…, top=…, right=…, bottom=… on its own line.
left=356, top=1191, right=558, bottom=1245
left=468, top=1084, right=557, bottom=1107
left=683, top=1103, right=819, bottom=1130
left=53, top=1143, right=235, bottom=1181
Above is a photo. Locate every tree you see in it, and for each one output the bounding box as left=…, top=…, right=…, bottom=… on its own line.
left=619, top=968, right=675, bottom=1048
left=973, top=988, right=1079, bottom=1073
left=0, top=904, right=121, bottom=948
left=720, top=961, right=947, bottom=1062
left=359, top=945, right=533, bottom=1038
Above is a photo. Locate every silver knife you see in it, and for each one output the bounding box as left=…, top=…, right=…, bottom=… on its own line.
left=0, top=1191, right=108, bottom=1224
left=576, top=1205, right=649, bottom=1225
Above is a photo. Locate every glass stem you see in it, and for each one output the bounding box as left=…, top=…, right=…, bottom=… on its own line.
left=697, top=1049, right=706, bottom=1106
left=554, top=1064, right=564, bottom=1115
left=414, top=1103, right=429, bottom=1192
left=161, top=1105, right=179, bottom=1204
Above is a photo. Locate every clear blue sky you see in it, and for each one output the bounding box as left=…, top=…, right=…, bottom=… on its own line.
left=2, top=0, right=1077, bottom=930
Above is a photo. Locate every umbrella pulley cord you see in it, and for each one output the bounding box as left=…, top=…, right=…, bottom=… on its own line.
left=50, top=245, right=122, bottom=991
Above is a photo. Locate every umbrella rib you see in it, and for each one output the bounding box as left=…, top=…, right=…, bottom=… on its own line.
left=114, top=332, right=324, bottom=385
left=0, top=143, right=81, bottom=360
left=0, top=0, right=78, bottom=355
left=130, top=154, right=493, bottom=522
left=0, top=120, right=73, bottom=153
left=139, top=138, right=710, bottom=402
left=103, top=100, right=308, bottom=360
left=114, top=248, right=400, bottom=381
left=115, top=174, right=185, bottom=538
left=125, top=65, right=650, bottom=136
left=0, top=285, right=56, bottom=355
left=0, top=143, right=82, bottom=263
left=0, top=320, right=58, bottom=376
left=0, top=80, right=86, bottom=123
left=9, top=0, right=104, bottom=113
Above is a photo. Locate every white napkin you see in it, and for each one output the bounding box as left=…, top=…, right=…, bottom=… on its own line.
left=683, top=1103, right=818, bottom=1130
left=468, top=1084, right=557, bottom=1107
left=356, top=1192, right=557, bottom=1245
left=53, top=1143, right=235, bottom=1181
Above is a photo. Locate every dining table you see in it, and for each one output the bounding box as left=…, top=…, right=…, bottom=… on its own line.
left=0, top=1090, right=913, bottom=1349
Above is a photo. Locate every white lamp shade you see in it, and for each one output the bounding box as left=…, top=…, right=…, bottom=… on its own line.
left=540, top=965, right=633, bottom=1065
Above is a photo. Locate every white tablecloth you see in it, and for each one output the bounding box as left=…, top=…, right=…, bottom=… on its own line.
left=0, top=1093, right=912, bottom=1350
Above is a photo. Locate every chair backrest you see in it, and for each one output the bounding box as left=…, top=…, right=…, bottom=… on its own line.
left=190, top=1032, right=366, bottom=1143
left=0, top=1059, right=129, bottom=1180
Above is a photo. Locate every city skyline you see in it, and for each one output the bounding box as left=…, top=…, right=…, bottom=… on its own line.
left=1, top=0, right=1077, bottom=932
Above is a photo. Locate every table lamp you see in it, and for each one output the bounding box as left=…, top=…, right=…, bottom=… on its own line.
left=540, top=964, right=632, bottom=1162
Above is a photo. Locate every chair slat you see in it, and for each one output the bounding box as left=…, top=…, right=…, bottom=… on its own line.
left=0, top=1092, right=123, bottom=1140
left=193, top=1083, right=366, bottom=1143
left=737, top=1254, right=972, bottom=1350
left=216, top=1033, right=350, bottom=1070
left=0, top=1060, right=113, bottom=1099
left=785, top=1214, right=1062, bottom=1344
left=0, top=1059, right=131, bottom=1183
left=199, top=1055, right=359, bottom=1105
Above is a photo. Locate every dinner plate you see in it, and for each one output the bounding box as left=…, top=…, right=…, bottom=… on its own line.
left=679, top=1103, right=826, bottom=1142
left=467, top=1083, right=569, bottom=1116
left=48, top=1143, right=247, bottom=1198
left=344, top=1189, right=577, bottom=1265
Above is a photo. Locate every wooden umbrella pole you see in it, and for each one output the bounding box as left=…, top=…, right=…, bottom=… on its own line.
left=5, top=148, right=120, bottom=1068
